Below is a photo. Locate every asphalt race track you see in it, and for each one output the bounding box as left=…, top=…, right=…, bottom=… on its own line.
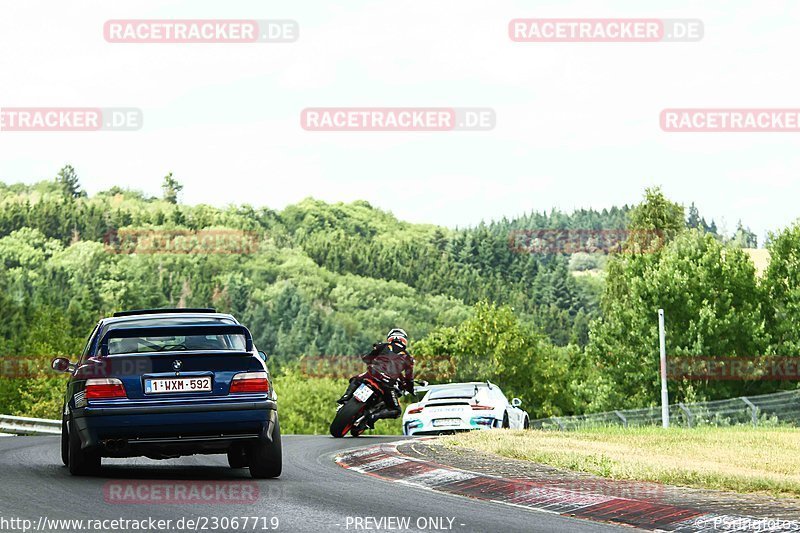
left=0, top=435, right=639, bottom=533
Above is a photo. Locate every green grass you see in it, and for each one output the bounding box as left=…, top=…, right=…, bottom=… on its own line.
left=440, top=426, right=800, bottom=498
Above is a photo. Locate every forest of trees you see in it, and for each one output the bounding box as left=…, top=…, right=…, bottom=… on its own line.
left=0, top=167, right=793, bottom=430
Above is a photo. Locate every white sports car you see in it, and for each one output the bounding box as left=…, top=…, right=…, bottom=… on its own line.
left=402, top=381, right=529, bottom=436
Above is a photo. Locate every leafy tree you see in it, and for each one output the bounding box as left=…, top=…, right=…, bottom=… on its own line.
left=687, top=202, right=701, bottom=229
left=415, top=301, right=579, bottom=417
left=731, top=220, right=758, bottom=248
left=55, top=165, right=85, bottom=199
left=585, top=230, right=768, bottom=412
left=763, top=223, right=800, bottom=355
left=625, top=186, right=684, bottom=253
left=161, top=172, right=183, bottom=204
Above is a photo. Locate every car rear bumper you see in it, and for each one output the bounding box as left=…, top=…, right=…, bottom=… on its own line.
left=403, top=414, right=501, bottom=436
left=72, top=399, right=277, bottom=452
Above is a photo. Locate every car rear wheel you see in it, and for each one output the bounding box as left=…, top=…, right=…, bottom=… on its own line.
left=227, top=446, right=248, bottom=468
left=523, top=416, right=530, bottom=430
left=248, top=418, right=282, bottom=479
left=61, top=418, right=69, bottom=466
left=68, top=419, right=100, bottom=476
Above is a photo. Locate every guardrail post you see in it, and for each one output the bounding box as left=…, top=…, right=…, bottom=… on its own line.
left=740, top=397, right=758, bottom=427
left=678, top=403, right=693, bottom=428
left=613, top=410, right=628, bottom=428
left=658, top=309, right=670, bottom=428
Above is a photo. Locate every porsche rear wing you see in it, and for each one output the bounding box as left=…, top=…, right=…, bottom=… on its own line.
left=99, top=324, right=254, bottom=355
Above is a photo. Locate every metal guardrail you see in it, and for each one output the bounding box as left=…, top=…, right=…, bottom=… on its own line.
left=531, top=389, right=800, bottom=431
left=0, top=415, right=60, bottom=436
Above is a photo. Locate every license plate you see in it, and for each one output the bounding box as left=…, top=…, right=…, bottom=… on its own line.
left=432, top=418, right=462, bottom=427
left=145, top=377, right=212, bottom=394
left=353, top=384, right=374, bottom=402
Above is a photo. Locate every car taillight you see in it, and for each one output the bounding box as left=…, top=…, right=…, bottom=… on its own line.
left=230, top=372, right=270, bottom=393
left=471, top=404, right=493, bottom=410
left=85, top=378, right=127, bottom=399
left=407, top=406, right=424, bottom=414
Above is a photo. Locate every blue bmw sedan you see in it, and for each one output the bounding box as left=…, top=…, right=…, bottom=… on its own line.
left=51, top=308, right=281, bottom=478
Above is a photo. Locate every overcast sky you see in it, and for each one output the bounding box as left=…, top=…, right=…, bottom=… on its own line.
left=1, top=1, right=798, bottom=243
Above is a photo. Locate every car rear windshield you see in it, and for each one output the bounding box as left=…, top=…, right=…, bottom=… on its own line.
left=428, top=386, right=480, bottom=400
left=107, top=334, right=247, bottom=354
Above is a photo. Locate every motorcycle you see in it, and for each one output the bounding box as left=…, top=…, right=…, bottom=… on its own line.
left=329, top=373, right=426, bottom=438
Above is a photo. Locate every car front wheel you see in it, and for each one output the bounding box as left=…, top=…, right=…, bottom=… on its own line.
left=68, top=419, right=100, bottom=476
left=248, top=418, right=282, bottom=479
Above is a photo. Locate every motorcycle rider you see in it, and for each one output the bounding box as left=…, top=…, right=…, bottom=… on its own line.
left=337, top=328, right=414, bottom=428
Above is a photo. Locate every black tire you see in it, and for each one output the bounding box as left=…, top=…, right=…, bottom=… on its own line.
left=329, top=398, right=366, bottom=438
left=68, top=419, right=100, bottom=476
left=61, top=418, right=69, bottom=466
left=502, top=412, right=510, bottom=429
left=523, top=416, right=530, bottom=430
left=227, top=446, right=248, bottom=468
left=248, top=418, right=282, bottom=479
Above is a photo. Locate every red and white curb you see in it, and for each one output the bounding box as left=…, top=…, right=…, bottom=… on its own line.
left=335, top=442, right=800, bottom=532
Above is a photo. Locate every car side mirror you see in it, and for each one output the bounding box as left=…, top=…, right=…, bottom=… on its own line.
left=51, top=357, right=75, bottom=373
left=511, top=398, right=522, bottom=408
left=257, top=350, right=268, bottom=362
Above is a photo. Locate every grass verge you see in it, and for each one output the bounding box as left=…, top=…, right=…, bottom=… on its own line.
left=440, top=426, right=800, bottom=498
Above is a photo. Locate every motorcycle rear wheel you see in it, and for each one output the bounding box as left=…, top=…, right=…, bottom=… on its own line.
left=330, top=397, right=366, bottom=438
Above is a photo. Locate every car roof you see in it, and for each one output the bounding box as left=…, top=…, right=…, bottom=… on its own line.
left=87, top=313, right=241, bottom=357
left=101, top=312, right=238, bottom=330
left=428, top=382, right=494, bottom=388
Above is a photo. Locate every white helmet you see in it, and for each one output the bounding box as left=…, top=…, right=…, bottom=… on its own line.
left=386, top=328, right=408, bottom=348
